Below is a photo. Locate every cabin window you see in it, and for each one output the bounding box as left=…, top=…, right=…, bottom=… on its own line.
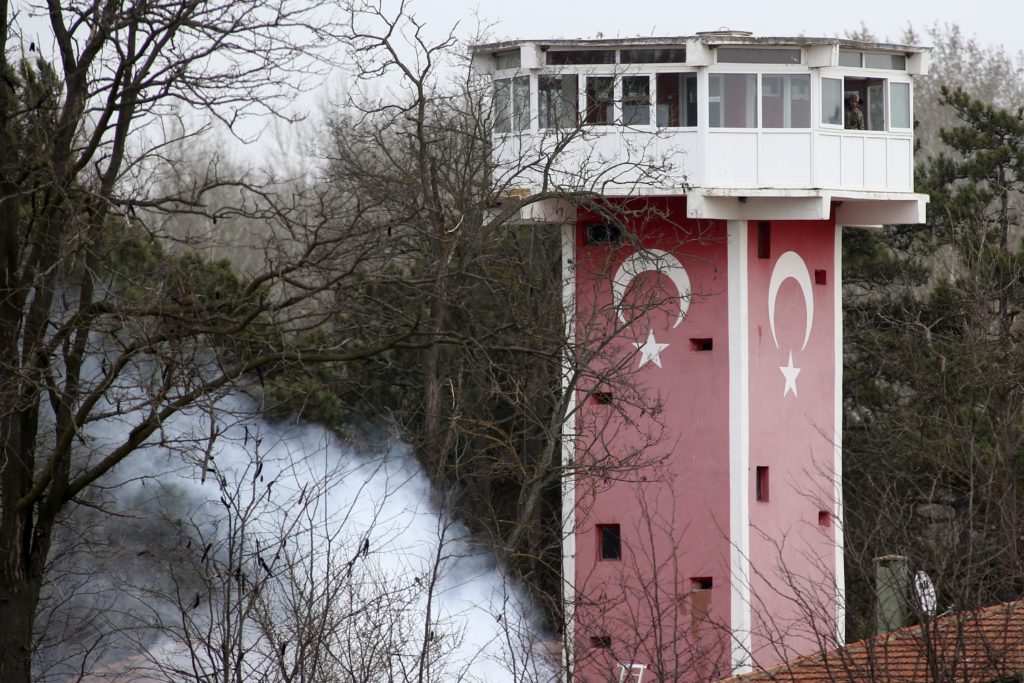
left=709, top=73, right=757, bottom=128
left=620, top=47, right=686, bottom=63
left=890, top=82, right=911, bottom=129
left=845, top=77, right=887, bottom=131
left=838, top=50, right=862, bottom=67
left=821, top=77, right=843, bottom=126
left=494, top=50, right=520, bottom=70
left=622, top=76, right=651, bottom=125
left=656, top=73, right=698, bottom=127
left=585, top=76, right=615, bottom=125
left=840, top=50, right=906, bottom=71
left=539, top=74, right=578, bottom=129
left=547, top=49, right=615, bottom=65
left=494, top=79, right=511, bottom=133
left=866, top=81, right=885, bottom=130
left=494, top=76, right=530, bottom=132
left=761, top=74, right=810, bottom=128
left=864, top=53, right=906, bottom=70
left=718, top=47, right=801, bottom=64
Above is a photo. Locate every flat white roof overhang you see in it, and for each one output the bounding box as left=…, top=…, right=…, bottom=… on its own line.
left=496, top=189, right=928, bottom=227
left=686, top=188, right=928, bottom=226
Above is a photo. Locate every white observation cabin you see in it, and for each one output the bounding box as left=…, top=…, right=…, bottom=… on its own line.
left=472, top=32, right=929, bottom=227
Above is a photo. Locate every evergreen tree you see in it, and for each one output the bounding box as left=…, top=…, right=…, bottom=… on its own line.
left=843, top=89, right=1024, bottom=640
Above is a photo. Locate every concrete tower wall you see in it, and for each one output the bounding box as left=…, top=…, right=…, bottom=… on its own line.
left=570, top=198, right=840, bottom=682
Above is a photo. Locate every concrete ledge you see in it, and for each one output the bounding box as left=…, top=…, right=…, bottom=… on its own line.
left=687, top=189, right=929, bottom=225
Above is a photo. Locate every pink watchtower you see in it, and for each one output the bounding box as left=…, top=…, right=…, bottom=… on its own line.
left=472, top=32, right=929, bottom=682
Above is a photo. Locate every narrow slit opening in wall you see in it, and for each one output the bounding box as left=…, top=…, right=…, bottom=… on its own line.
left=590, top=391, right=614, bottom=405
left=590, top=635, right=612, bottom=649
left=757, top=221, right=771, bottom=259
left=815, top=269, right=827, bottom=285
left=585, top=223, right=622, bottom=245
left=691, top=577, right=712, bottom=590
left=756, top=466, right=769, bottom=502
left=690, top=338, right=713, bottom=351
left=598, top=524, right=621, bottom=560
left=819, top=510, right=831, bottom=527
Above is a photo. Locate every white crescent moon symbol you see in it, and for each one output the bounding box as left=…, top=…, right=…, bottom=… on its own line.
left=768, top=251, right=814, bottom=350
left=612, top=249, right=691, bottom=329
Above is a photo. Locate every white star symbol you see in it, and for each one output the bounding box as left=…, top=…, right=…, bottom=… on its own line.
left=779, top=350, right=801, bottom=398
left=635, top=329, right=669, bottom=369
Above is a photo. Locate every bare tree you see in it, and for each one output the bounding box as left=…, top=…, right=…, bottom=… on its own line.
left=0, top=0, right=424, bottom=678
left=310, top=1, right=694, bottom=651
left=2, top=1, right=704, bottom=679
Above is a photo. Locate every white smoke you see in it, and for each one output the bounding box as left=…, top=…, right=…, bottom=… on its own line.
left=40, top=393, right=555, bottom=682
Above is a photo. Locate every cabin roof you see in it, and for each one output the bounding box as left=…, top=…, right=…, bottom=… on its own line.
left=471, top=34, right=929, bottom=55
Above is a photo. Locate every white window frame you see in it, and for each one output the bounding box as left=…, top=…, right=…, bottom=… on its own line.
left=864, top=79, right=886, bottom=132
left=707, top=69, right=759, bottom=129
left=760, top=73, right=811, bottom=129
left=492, top=72, right=533, bottom=133
left=653, top=69, right=699, bottom=129
left=618, top=662, right=647, bottom=683
left=819, top=75, right=845, bottom=129
left=835, top=72, right=898, bottom=133
left=537, top=72, right=579, bottom=131
left=888, top=80, right=912, bottom=131
left=583, top=73, right=616, bottom=127
left=620, top=73, right=653, bottom=127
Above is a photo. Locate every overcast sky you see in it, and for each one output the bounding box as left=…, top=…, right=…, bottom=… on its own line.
left=425, top=0, right=1024, bottom=56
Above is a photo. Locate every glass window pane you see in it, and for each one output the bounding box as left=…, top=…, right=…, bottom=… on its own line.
left=890, top=82, right=910, bottom=128
left=838, top=50, right=862, bottom=67
left=709, top=74, right=721, bottom=126
left=821, top=77, right=843, bottom=125
left=539, top=75, right=578, bottom=129
left=494, top=79, right=510, bottom=133
left=866, top=82, right=885, bottom=130
left=656, top=73, right=697, bottom=127
left=762, top=74, right=782, bottom=126
left=761, top=74, right=809, bottom=128
left=546, top=50, right=615, bottom=65
left=494, top=50, right=520, bottom=70
left=718, top=47, right=801, bottom=64
left=513, top=76, right=530, bottom=130
left=709, top=73, right=756, bottom=128
left=864, top=53, right=906, bottom=70
left=620, top=48, right=686, bottom=64
left=622, top=76, right=650, bottom=125
left=585, top=76, right=614, bottom=125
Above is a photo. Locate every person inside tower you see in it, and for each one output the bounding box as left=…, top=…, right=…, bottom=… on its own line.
left=845, top=93, right=865, bottom=129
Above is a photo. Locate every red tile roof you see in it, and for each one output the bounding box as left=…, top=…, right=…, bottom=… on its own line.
left=722, top=600, right=1024, bottom=683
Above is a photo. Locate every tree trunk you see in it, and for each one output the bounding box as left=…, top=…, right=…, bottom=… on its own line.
left=420, top=158, right=450, bottom=476
left=0, top=558, right=41, bottom=682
